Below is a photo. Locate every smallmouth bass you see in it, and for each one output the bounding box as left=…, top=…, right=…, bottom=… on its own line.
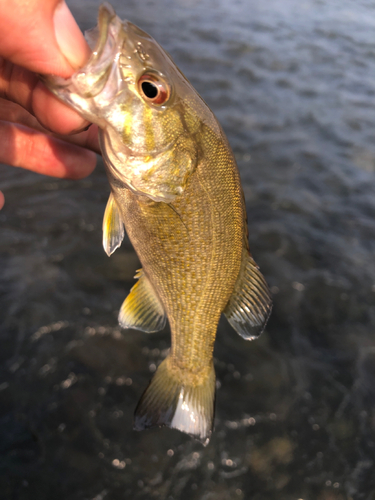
left=46, top=3, right=272, bottom=445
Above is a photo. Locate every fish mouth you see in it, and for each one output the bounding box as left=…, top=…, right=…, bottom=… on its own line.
left=43, top=2, right=124, bottom=100
left=87, top=3, right=117, bottom=62
left=72, top=2, right=124, bottom=98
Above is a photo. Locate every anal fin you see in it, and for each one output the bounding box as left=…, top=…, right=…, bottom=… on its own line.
left=134, top=357, right=215, bottom=445
left=224, top=250, right=272, bottom=339
left=119, top=269, right=166, bottom=333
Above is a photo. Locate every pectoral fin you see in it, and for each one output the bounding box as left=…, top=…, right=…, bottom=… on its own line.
left=102, top=192, right=125, bottom=256
left=224, top=251, right=272, bottom=339
left=119, top=269, right=166, bottom=333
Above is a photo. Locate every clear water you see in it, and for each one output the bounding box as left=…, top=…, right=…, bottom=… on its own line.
left=1, top=0, right=375, bottom=498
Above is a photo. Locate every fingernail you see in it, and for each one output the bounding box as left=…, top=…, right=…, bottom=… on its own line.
left=54, top=1, right=91, bottom=69
left=69, top=123, right=92, bottom=135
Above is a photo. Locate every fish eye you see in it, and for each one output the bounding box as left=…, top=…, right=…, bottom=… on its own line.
left=138, top=73, right=170, bottom=105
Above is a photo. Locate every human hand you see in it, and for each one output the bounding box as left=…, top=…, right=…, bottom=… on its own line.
left=0, top=0, right=100, bottom=209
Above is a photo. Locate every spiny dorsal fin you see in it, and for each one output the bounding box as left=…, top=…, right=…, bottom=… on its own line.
left=103, top=192, right=125, bottom=256
left=119, top=269, right=166, bottom=333
left=224, top=251, right=272, bottom=340
left=134, top=357, right=215, bottom=445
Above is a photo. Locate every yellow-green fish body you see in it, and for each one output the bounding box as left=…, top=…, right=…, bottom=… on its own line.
left=46, top=3, right=272, bottom=444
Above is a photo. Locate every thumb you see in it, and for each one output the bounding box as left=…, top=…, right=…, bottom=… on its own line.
left=0, top=0, right=90, bottom=77
left=53, top=0, right=91, bottom=73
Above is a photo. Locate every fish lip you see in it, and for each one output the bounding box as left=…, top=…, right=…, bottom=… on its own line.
left=69, top=2, right=124, bottom=98
left=87, top=2, right=117, bottom=68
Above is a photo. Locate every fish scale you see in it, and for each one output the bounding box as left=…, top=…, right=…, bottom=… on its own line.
left=113, top=124, right=243, bottom=384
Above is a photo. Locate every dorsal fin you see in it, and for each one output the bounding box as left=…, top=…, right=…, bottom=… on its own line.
left=119, top=269, right=167, bottom=333
left=224, top=250, right=272, bottom=340
left=102, top=192, right=125, bottom=256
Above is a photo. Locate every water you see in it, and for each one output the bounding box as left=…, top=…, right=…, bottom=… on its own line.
left=1, top=0, right=375, bottom=498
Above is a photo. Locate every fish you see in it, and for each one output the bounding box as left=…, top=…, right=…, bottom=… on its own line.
left=45, top=2, right=272, bottom=445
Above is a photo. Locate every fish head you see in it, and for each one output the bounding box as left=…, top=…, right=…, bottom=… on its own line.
left=45, top=2, right=219, bottom=201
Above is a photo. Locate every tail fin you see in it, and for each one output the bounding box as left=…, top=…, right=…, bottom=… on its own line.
left=134, top=357, right=215, bottom=446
